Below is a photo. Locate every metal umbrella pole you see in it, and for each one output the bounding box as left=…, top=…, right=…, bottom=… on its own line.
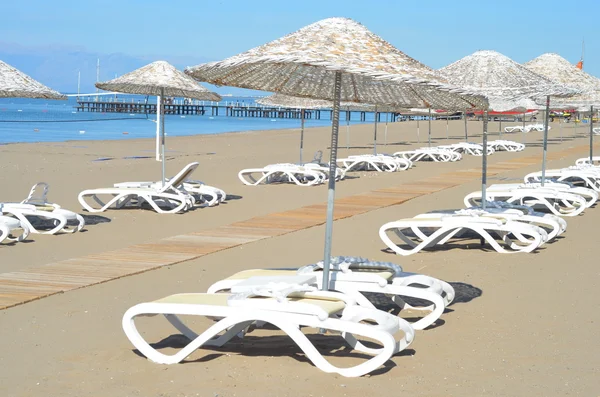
left=156, top=94, right=162, bottom=161
left=160, top=88, right=166, bottom=187
left=464, top=109, right=468, bottom=140
left=499, top=117, right=503, bottom=139
left=417, top=118, right=420, bottom=143
left=481, top=110, right=489, bottom=210
left=428, top=107, right=432, bottom=147
left=541, top=96, right=551, bottom=186
left=445, top=113, right=449, bottom=139
left=590, top=105, right=594, bottom=163
left=373, top=105, right=379, bottom=155
left=345, top=105, right=350, bottom=150
left=384, top=111, right=389, bottom=146
left=522, top=111, right=526, bottom=145
left=321, top=70, right=342, bottom=291
left=559, top=115, right=563, bottom=142
left=299, top=108, right=305, bottom=164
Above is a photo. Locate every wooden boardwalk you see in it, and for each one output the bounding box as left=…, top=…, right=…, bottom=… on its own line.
left=0, top=143, right=595, bottom=310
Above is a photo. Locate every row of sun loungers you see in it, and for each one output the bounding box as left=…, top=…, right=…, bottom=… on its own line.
left=123, top=255, right=455, bottom=377
left=378, top=156, right=600, bottom=255
left=504, top=124, right=551, bottom=133
left=237, top=141, right=526, bottom=187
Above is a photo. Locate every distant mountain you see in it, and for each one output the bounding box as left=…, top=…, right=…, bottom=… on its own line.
left=0, top=42, right=266, bottom=97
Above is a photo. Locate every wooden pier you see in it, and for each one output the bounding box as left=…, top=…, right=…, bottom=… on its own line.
left=75, top=99, right=400, bottom=121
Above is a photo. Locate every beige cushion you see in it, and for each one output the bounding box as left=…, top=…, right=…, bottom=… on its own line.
left=153, top=293, right=346, bottom=315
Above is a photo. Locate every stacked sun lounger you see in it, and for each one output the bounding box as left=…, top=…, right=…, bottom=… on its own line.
left=122, top=255, right=455, bottom=377
left=379, top=157, right=598, bottom=256
left=1, top=182, right=85, bottom=244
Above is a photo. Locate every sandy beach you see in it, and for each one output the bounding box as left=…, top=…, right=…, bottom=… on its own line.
left=1, top=119, right=599, bottom=396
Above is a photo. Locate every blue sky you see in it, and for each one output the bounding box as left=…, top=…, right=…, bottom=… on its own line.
left=1, top=0, right=598, bottom=93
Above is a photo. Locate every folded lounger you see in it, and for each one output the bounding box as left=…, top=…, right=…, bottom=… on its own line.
left=393, top=148, right=459, bottom=162
left=503, top=125, right=524, bottom=133
left=418, top=207, right=564, bottom=242
left=122, top=281, right=415, bottom=378
left=0, top=215, right=30, bottom=243
left=78, top=163, right=198, bottom=214
left=487, top=140, right=525, bottom=152
left=207, top=256, right=454, bottom=330
left=464, top=184, right=588, bottom=217
left=337, top=154, right=411, bottom=172
left=575, top=157, right=600, bottom=167
left=524, top=168, right=600, bottom=192
left=379, top=213, right=546, bottom=256
left=437, top=142, right=494, bottom=156
left=1, top=182, right=85, bottom=234
left=238, top=163, right=329, bottom=186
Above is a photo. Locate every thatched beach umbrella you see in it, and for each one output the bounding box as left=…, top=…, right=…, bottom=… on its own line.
left=96, top=61, right=221, bottom=186
left=186, top=17, right=486, bottom=287
left=439, top=50, right=577, bottom=205
left=0, top=60, right=66, bottom=99
left=524, top=53, right=600, bottom=162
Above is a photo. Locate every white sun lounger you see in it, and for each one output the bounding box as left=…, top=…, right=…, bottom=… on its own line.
left=575, top=157, right=600, bottom=167
left=421, top=208, right=564, bottom=242
left=79, top=163, right=198, bottom=214
left=503, top=125, right=524, bottom=133
left=379, top=213, right=546, bottom=255
left=122, top=282, right=415, bottom=377
left=337, top=154, right=411, bottom=172
left=207, top=257, right=454, bottom=330
left=524, top=167, right=600, bottom=192
left=0, top=215, right=30, bottom=244
left=238, top=163, right=330, bottom=186
left=464, top=184, right=587, bottom=217
left=437, top=142, right=494, bottom=156
left=0, top=183, right=85, bottom=234
left=593, top=127, right=600, bottom=135
left=487, top=140, right=525, bottom=152
left=393, top=148, right=459, bottom=162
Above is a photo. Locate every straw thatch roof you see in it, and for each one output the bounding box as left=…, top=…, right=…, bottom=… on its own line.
left=524, top=53, right=600, bottom=107
left=256, top=93, right=399, bottom=112
left=439, top=50, right=578, bottom=103
left=96, top=61, right=221, bottom=101
left=0, top=60, right=66, bottom=99
left=185, top=17, right=487, bottom=110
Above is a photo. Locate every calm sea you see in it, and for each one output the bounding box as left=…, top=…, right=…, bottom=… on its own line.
left=0, top=95, right=386, bottom=144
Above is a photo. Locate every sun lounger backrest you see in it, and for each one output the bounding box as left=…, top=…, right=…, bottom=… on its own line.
left=159, top=162, right=199, bottom=192
left=21, top=182, right=50, bottom=206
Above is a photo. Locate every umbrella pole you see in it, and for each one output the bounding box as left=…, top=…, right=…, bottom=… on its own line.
left=160, top=90, right=166, bottom=187
left=522, top=112, right=526, bottom=145
left=445, top=114, right=449, bottom=140
left=590, top=105, right=594, bottom=162
left=346, top=106, right=350, bottom=150
left=417, top=118, right=420, bottom=143
left=300, top=109, right=305, bottom=164
left=499, top=118, right=502, bottom=139
left=482, top=110, right=489, bottom=210
left=384, top=112, right=389, bottom=146
left=559, top=116, right=563, bottom=142
left=321, top=70, right=342, bottom=291
left=428, top=108, right=432, bottom=148
left=464, top=109, right=468, bottom=141
left=541, top=96, right=551, bottom=186
left=373, top=105, right=378, bottom=155
left=156, top=95, right=162, bottom=161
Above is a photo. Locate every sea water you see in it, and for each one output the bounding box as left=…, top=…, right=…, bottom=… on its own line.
left=0, top=95, right=384, bottom=144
